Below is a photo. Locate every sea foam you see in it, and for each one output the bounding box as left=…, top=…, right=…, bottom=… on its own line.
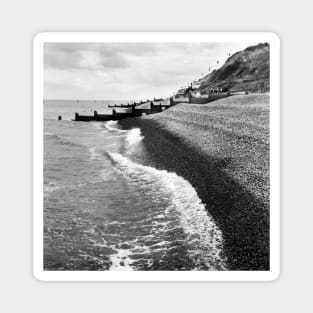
left=104, top=120, right=127, bottom=133
left=125, top=128, right=144, bottom=146
left=107, top=152, right=227, bottom=270
left=104, top=121, right=143, bottom=146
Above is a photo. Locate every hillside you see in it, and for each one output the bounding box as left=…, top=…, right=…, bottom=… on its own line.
left=199, top=43, right=270, bottom=93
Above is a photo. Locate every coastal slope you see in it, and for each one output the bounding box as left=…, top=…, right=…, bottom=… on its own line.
left=199, top=43, right=270, bottom=93
left=120, top=93, right=270, bottom=270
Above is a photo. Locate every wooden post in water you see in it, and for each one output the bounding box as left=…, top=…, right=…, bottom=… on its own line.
left=150, top=101, right=154, bottom=113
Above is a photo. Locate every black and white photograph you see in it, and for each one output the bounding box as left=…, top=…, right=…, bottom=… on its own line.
left=4, top=0, right=313, bottom=309
left=34, top=32, right=280, bottom=280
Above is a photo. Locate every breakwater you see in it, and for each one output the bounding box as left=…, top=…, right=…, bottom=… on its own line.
left=72, top=93, right=231, bottom=122
left=74, top=100, right=170, bottom=122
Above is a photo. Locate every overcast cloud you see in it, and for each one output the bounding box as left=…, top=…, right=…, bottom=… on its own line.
left=44, top=42, right=257, bottom=100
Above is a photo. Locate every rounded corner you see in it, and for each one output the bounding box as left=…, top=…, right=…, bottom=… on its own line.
left=33, top=32, right=47, bottom=45
left=268, top=267, right=281, bottom=281
left=266, top=32, right=280, bottom=46
left=32, top=267, right=46, bottom=282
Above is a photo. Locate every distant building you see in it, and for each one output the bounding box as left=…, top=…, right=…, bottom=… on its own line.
left=193, top=91, right=202, bottom=97
left=191, top=81, right=201, bottom=89
left=174, top=88, right=187, bottom=98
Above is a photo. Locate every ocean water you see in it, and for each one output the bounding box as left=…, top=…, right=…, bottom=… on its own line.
left=44, top=100, right=226, bottom=271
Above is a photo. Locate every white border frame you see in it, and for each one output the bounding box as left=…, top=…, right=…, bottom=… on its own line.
left=33, top=32, right=280, bottom=281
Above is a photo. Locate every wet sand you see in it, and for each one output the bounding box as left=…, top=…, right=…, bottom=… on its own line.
left=119, top=94, right=270, bottom=270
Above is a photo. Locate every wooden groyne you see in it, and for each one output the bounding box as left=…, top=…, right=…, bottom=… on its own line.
left=107, top=100, right=147, bottom=108
left=74, top=101, right=170, bottom=122
left=71, top=93, right=231, bottom=122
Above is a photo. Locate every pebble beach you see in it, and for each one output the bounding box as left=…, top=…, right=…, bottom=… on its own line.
left=120, top=93, right=270, bottom=270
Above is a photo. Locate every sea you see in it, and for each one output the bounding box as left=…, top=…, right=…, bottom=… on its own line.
left=44, top=100, right=226, bottom=271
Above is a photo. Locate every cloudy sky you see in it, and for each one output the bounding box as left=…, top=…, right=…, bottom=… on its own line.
left=44, top=42, right=257, bottom=100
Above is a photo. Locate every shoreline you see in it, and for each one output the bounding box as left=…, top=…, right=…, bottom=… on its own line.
left=119, top=94, right=270, bottom=270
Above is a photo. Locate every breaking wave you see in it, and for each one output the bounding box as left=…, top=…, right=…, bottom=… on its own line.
left=125, top=128, right=144, bottom=146
left=103, top=120, right=144, bottom=149
left=107, top=152, right=227, bottom=270
left=105, top=120, right=127, bottom=133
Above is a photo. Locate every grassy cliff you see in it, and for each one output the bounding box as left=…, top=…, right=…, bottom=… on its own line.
left=199, top=43, right=270, bottom=93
